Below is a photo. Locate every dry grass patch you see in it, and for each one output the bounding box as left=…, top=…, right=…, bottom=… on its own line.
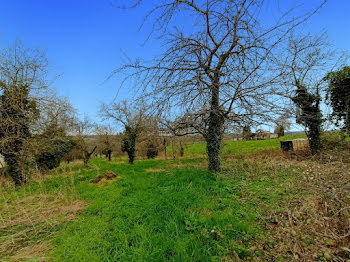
left=237, top=148, right=350, bottom=261
left=0, top=190, right=87, bottom=261
left=144, top=168, right=166, bottom=173
left=90, top=170, right=121, bottom=187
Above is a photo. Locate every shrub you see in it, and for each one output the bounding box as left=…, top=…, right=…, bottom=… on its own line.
left=35, top=139, right=76, bottom=170
left=146, top=142, right=158, bottom=159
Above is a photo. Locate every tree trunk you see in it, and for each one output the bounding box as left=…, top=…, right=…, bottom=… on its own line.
left=346, top=100, right=350, bottom=134
left=84, top=146, right=97, bottom=166
left=163, top=138, right=167, bottom=160
left=127, top=136, right=136, bottom=164
left=308, top=98, right=321, bottom=155
left=5, top=154, right=25, bottom=186
left=107, top=150, right=112, bottom=161
left=206, top=80, right=222, bottom=172
left=127, top=150, right=135, bottom=164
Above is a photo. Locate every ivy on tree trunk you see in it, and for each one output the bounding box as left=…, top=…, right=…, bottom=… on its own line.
left=292, top=85, right=322, bottom=155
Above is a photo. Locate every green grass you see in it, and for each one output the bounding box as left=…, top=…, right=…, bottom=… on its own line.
left=49, top=156, right=300, bottom=261
left=171, top=135, right=306, bottom=156
left=1, top=137, right=305, bottom=261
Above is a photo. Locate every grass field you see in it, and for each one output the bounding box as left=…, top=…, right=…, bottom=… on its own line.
left=177, top=135, right=306, bottom=156
left=1, top=135, right=349, bottom=261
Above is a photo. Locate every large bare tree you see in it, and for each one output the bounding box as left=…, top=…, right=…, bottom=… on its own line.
left=113, top=0, right=326, bottom=171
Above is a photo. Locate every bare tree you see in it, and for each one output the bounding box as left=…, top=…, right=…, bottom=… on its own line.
left=0, top=41, right=49, bottom=185
left=112, top=0, right=326, bottom=171
left=281, top=33, right=346, bottom=154
left=95, top=125, right=115, bottom=161
left=100, top=100, right=146, bottom=164
left=274, top=113, right=291, bottom=137
left=75, top=117, right=97, bottom=166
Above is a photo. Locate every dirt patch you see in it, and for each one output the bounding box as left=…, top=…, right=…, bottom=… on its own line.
left=90, top=170, right=121, bottom=187
left=145, top=168, right=166, bottom=173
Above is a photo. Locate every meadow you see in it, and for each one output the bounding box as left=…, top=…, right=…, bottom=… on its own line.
left=1, top=135, right=349, bottom=261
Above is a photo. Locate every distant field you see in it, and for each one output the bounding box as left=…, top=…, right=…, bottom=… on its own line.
left=171, top=135, right=307, bottom=156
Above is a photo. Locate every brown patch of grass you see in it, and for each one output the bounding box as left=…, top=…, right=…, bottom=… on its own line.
left=90, top=170, right=121, bottom=187
left=0, top=182, right=87, bottom=261
left=144, top=168, right=166, bottom=173
left=9, top=241, right=51, bottom=262
left=0, top=173, right=14, bottom=188
left=239, top=147, right=350, bottom=261
left=200, top=209, right=212, bottom=217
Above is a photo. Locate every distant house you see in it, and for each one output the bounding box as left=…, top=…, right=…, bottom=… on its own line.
left=255, top=130, right=279, bottom=140
left=158, top=129, right=173, bottom=138
left=270, top=134, right=279, bottom=139
left=158, top=127, right=199, bottom=137
left=255, top=130, right=271, bottom=140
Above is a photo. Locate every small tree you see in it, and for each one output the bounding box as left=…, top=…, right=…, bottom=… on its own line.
left=282, top=33, right=339, bottom=154
left=146, top=141, right=158, bottom=159
left=274, top=125, right=284, bottom=138
left=34, top=96, right=76, bottom=170
left=96, top=125, right=115, bottom=161
left=75, top=117, right=97, bottom=166
left=35, top=123, right=75, bottom=170
left=274, top=114, right=291, bottom=138
left=242, top=126, right=252, bottom=140
left=325, top=66, right=350, bottom=133
left=100, top=100, right=146, bottom=164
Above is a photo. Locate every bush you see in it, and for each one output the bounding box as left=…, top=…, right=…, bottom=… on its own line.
left=146, top=142, right=158, bottom=159
left=320, top=131, right=347, bottom=150
left=36, top=139, right=76, bottom=170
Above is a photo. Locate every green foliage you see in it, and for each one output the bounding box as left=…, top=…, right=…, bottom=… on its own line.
left=35, top=139, right=76, bottom=170
left=121, top=126, right=137, bottom=164
left=242, top=125, right=252, bottom=140
left=0, top=84, right=39, bottom=185
left=292, top=85, right=322, bottom=154
left=274, top=125, right=285, bottom=137
left=325, top=66, right=350, bottom=133
left=35, top=122, right=76, bottom=170
left=320, top=130, right=348, bottom=150
left=146, top=141, right=158, bottom=159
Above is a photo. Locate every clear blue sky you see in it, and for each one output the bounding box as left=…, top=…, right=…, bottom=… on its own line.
left=0, top=0, right=349, bottom=123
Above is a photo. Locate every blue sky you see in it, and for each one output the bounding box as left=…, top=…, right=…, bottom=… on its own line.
left=0, top=0, right=349, bottom=124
